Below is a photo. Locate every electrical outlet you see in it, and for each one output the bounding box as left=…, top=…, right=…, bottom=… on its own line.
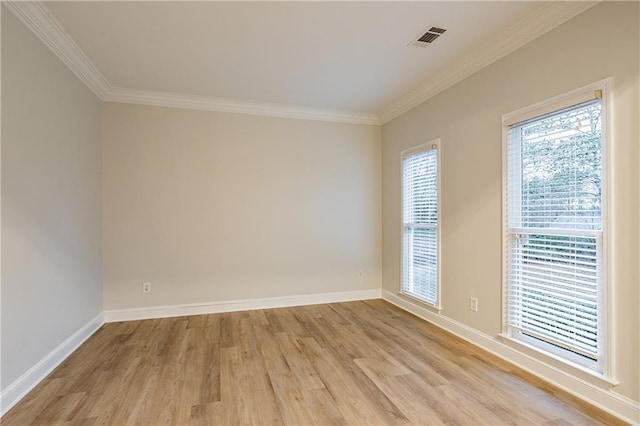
left=470, top=297, right=478, bottom=312
left=143, top=282, right=151, bottom=293
left=358, top=270, right=364, bottom=277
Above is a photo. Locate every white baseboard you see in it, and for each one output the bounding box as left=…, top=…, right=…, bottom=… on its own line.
left=382, top=290, right=640, bottom=425
left=104, top=288, right=382, bottom=323
left=0, top=312, right=105, bottom=417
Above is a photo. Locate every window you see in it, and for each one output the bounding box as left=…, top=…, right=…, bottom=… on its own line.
left=503, top=81, right=609, bottom=373
left=402, top=140, right=440, bottom=306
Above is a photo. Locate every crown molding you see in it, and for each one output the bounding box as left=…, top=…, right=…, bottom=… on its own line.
left=3, top=0, right=379, bottom=125
left=379, top=1, right=600, bottom=124
left=104, top=87, right=381, bottom=125
left=5, top=0, right=598, bottom=126
left=3, top=0, right=111, bottom=99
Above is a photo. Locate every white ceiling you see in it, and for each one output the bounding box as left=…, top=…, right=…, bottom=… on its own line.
left=44, top=1, right=548, bottom=115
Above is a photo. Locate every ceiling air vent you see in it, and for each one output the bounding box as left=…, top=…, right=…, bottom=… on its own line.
left=410, top=26, right=447, bottom=48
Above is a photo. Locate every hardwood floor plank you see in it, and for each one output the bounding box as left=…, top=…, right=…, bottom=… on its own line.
left=276, top=308, right=312, bottom=339
left=252, top=322, right=291, bottom=375
left=236, top=323, right=284, bottom=426
left=114, top=363, right=160, bottom=425
left=219, top=312, right=240, bottom=348
left=268, top=370, right=316, bottom=425
left=218, top=346, right=244, bottom=425
left=30, top=392, right=87, bottom=425
left=275, top=332, right=325, bottom=390
left=90, top=356, right=149, bottom=425
left=300, top=387, right=347, bottom=425
left=198, top=320, right=222, bottom=404
left=296, top=337, right=398, bottom=425
left=354, top=358, right=445, bottom=425
left=2, top=301, right=622, bottom=425
left=62, top=416, right=98, bottom=426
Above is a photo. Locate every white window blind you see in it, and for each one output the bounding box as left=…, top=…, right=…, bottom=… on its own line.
left=505, top=94, right=604, bottom=367
left=402, top=143, right=439, bottom=305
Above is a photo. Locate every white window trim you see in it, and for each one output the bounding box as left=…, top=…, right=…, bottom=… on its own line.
left=501, top=78, right=615, bottom=384
left=400, top=139, right=442, bottom=310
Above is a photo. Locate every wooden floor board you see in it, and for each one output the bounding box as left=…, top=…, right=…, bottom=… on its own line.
left=2, top=300, right=624, bottom=425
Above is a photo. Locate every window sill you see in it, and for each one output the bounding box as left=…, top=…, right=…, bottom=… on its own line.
left=498, top=333, right=619, bottom=389
left=397, top=292, right=442, bottom=313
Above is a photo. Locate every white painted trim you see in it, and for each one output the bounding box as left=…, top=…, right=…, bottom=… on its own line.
left=0, top=313, right=105, bottom=417
left=3, top=0, right=111, bottom=99
left=381, top=290, right=640, bottom=425
left=104, top=88, right=381, bottom=126
left=379, top=1, right=599, bottom=123
left=104, top=289, right=382, bottom=323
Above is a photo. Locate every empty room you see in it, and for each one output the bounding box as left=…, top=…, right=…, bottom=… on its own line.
left=1, top=1, right=639, bottom=424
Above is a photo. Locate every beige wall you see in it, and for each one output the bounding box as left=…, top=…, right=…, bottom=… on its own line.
left=382, top=2, right=639, bottom=402
left=1, top=8, right=103, bottom=389
left=103, top=103, right=381, bottom=309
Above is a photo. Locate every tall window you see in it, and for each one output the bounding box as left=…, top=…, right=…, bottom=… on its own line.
left=402, top=140, right=440, bottom=306
left=503, top=82, right=609, bottom=373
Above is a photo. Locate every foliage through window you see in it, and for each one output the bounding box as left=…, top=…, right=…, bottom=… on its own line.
left=402, top=141, right=439, bottom=306
left=504, top=86, right=607, bottom=371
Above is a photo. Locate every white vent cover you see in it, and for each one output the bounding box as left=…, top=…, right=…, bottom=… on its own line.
left=409, top=26, right=447, bottom=48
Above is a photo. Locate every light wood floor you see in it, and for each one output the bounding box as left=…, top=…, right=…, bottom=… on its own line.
left=2, top=300, right=623, bottom=425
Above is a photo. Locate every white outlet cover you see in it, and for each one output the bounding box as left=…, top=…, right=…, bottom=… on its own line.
left=470, top=297, right=478, bottom=312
